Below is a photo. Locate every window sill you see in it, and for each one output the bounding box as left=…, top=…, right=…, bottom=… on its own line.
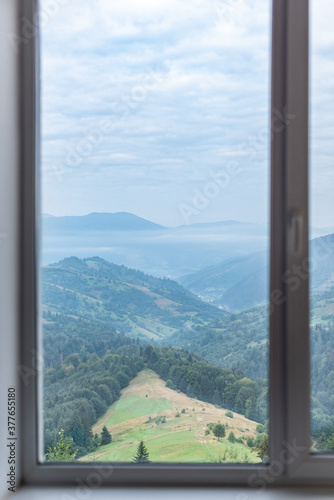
left=7, top=487, right=334, bottom=500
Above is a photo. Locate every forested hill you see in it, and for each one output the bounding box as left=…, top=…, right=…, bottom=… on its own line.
left=42, top=256, right=227, bottom=341
left=43, top=314, right=267, bottom=458
left=166, top=306, right=269, bottom=380
left=42, top=257, right=271, bottom=382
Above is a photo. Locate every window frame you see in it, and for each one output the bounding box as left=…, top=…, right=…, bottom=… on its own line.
left=19, top=0, right=334, bottom=487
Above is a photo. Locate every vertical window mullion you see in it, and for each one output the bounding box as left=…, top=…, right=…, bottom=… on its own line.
left=285, top=0, right=310, bottom=474
left=270, top=0, right=310, bottom=478
left=270, top=0, right=288, bottom=473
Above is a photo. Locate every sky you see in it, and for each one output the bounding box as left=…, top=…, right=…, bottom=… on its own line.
left=40, top=0, right=334, bottom=228
left=310, top=0, right=334, bottom=229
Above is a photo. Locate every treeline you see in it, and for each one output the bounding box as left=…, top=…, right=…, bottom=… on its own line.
left=143, top=344, right=267, bottom=423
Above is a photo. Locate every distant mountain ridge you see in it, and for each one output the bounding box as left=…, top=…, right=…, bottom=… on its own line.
left=42, top=212, right=165, bottom=232
left=41, top=213, right=269, bottom=276
left=42, top=211, right=334, bottom=237
left=41, top=214, right=334, bottom=312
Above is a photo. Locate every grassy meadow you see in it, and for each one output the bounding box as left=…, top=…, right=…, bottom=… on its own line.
left=81, top=369, right=261, bottom=463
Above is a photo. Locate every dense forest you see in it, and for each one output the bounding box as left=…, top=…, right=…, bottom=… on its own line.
left=167, top=306, right=269, bottom=380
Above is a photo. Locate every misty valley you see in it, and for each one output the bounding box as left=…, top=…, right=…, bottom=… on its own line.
left=41, top=213, right=334, bottom=463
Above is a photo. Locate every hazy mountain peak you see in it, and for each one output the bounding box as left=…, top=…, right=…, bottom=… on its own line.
left=42, top=211, right=165, bottom=232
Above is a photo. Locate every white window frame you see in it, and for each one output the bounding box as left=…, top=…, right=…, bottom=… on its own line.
left=18, top=0, right=334, bottom=488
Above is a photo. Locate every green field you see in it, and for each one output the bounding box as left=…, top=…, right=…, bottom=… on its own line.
left=81, top=369, right=261, bottom=464
left=104, top=395, right=172, bottom=425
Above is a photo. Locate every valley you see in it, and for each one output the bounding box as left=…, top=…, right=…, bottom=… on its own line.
left=41, top=214, right=334, bottom=462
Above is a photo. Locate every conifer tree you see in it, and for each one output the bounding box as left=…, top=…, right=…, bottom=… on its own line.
left=133, top=440, right=150, bottom=463
left=101, top=426, right=112, bottom=445
left=228, top=431, right=236, bottom=443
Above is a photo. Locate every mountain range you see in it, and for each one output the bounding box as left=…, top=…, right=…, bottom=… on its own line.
left=42, top=212, right=164, bottom=232
left=41, top=212, right=269, bottom=277
left=42, top=213, right=334, bottom=311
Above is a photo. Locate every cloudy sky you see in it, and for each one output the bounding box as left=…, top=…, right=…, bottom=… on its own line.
left=40, top=0, right=333, bottom=228
left=310, top=0, right=334, bottom=229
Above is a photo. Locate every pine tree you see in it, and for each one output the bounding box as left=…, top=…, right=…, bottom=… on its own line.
left=228, top=431, right=236, bottom=443
left=101, top=426, right=112, bottom=445
left=133, top=440, right=150, bottom=463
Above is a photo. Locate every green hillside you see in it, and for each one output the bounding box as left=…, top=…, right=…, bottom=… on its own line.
left=81, top=369, right=261, bottom=463
left=42, top=256, right=226, bottom=341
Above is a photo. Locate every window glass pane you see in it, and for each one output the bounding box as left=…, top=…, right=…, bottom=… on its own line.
left=40, top=0, right=271, bottom=463
left=310, top=0, right=334, bottom=453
